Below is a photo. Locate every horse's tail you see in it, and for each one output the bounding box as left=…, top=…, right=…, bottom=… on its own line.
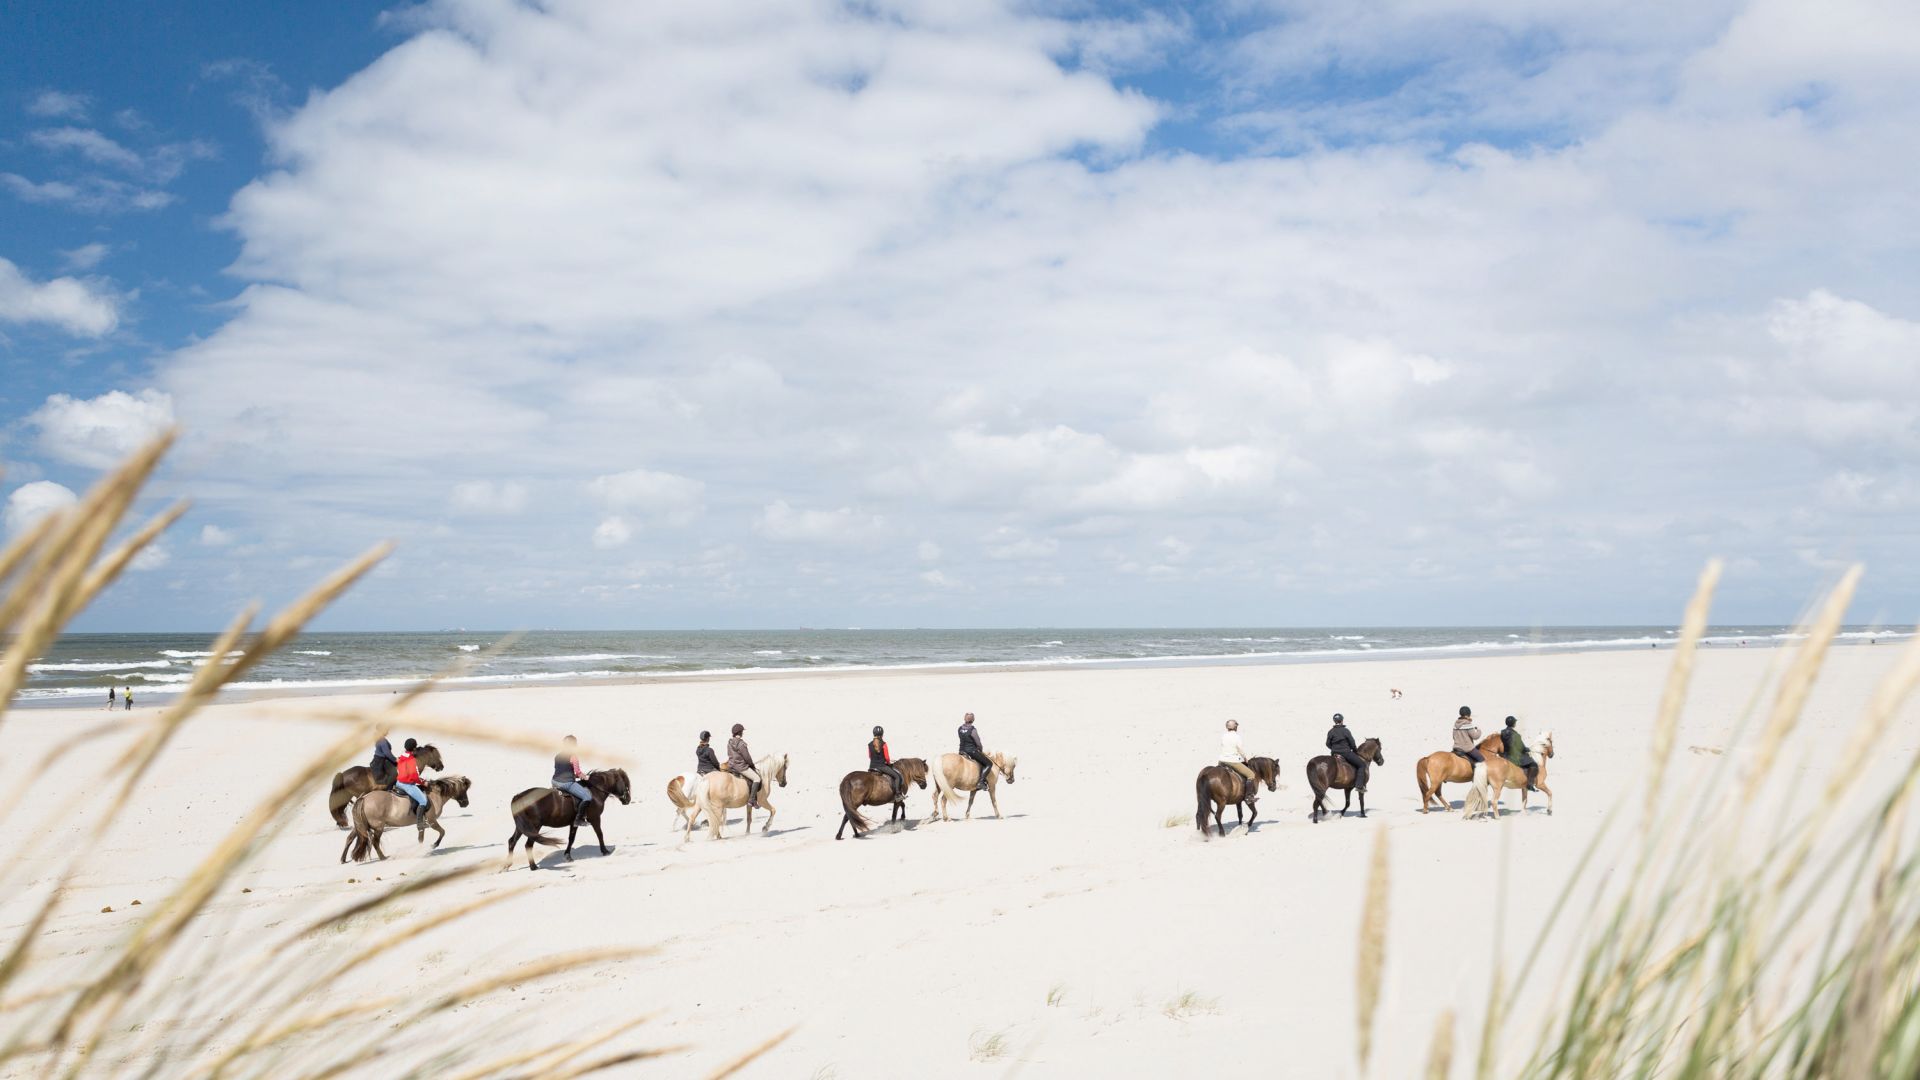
left=1415, top=755, right=1430, bottom=803
left=1194, top=770, right=1212, bottom=834
left=666, top=776, right=691, bottom=810
left=328, top=772, right=350, bottom=827
left=525, top=833, right=563, bottom=847
left=840, top=776, right=871, bottom=836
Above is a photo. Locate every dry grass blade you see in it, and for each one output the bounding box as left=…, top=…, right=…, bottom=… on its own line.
left=1743, top=565, right=1861, bottom=802
left=449, top=1014, right=658, bottom=1080
left=63, top=501, right=189, bottom=628
left=1424, top=1008, right=1454, bottom=1080
left=1356, top=825, right=1390, bottom=1075
left=1647, top=559, right=1721, bottom=812
left=705, top=1027, right=796, bottom=1080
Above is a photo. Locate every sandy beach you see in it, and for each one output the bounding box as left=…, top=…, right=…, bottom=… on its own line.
left=4, top=643, right=1913, bottom=1077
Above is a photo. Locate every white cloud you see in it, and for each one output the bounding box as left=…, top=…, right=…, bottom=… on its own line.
left=26, top=91, right=89, bottom=120
left=586, top=468, right=704, bottom=525
left=1, top=172, right=173, bottom=213
left=3, top=481, right=78, bottom=538
left=129, top=542, right=170, bottom=571
left=30, top=127, right=144, bottom=172
left=0, top=257, right=119, bottom=336
left=756, top=501, right=887, bottom=545
left=450, top=479, right=529, bottom=515
left=60, top=242, right=109, bottom=270
left=29, top=389, right=174, bottom=468
left=199, top=524, right=235, bottom=546
left=917, top=540, right=942, bottom=562
left=591, top=516, right=633, bottom=549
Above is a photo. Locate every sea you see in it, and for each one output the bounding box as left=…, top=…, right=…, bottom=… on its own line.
left=12, top=625, right=1908, bottom=706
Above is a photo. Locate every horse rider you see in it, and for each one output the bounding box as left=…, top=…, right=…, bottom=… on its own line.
left=1452, top=706, right=1485, bottom=769
left=369, top=734, right=400, bottom=790
left=553, top=735, right=594, bottom=826
left=1219, top=719, right=1258, bottom=802
left=1501, top=715, right=1538, bottom=790
left=1326, top=713, right=1369, bottom=792
left=868, top=725, right=906, bottom=804
left=958, top=712, right=992, bottom=792
left=394, top=738, right=429, bottom=825
left=726, top=723, right=762, bottom=809
left=695, top=730, right=720, bottom=776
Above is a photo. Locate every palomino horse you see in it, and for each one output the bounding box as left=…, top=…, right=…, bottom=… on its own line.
left=504, top=768, right=632, bottom=870
left=666, top=774, right=708, bottom=833
left=686, top=754, right=789, bottom=841
left=1416, top=733, right=1555, bottom=815
left=327, top=743, right=445, bottom=827
left=340, top=775, right=471, bottom=862
left=835, top=758, right=929, bottom=839
left=926, top=751, right=1017, bottom=823
left=1308, top=738, right=1385, bottom=823
left=1193, top=756, right=1280, bottom=839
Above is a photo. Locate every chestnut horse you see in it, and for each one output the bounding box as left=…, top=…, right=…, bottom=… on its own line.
left=1193, top=756, right=1280, bottom=839
left=327, top=743, right=445, bottom=827
left=926, top=751, right=1018, bottom=823
left=686, top=754, right=789, bottom=841
left=340, top=775, right=471, bottom=862
left=1416, top=733, right=1555, bottom=815
left=835, top=757, right=929, bottom=839
left=504, top=768, right=632, bottom=870
left=1307, top=738, right=1385, bottom=823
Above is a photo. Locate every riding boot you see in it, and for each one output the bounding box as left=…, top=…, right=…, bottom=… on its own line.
left=572, top=799, right=590, bottom=826
left=974, top=765, right=990, bottom=792
left=1357, top=763, right=1370, bottom=793
left=414, top=802, right=428, bottom=826
left=747, top=780, right=761, bottom=809
left=1526, top=764, right=1539, bottom=791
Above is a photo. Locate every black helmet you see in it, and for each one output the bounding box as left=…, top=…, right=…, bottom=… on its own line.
left=1459, top=706, right=1472, bottom=717
left=1332, top=713, right=1344, bottom=723
left=403, top=737, right=418, bottom=751
left=873, top=725, right=884, bottom=737
left=1504, top=715, right=1518, bottom=727
left=699, top=730, right=710, bottom=741
left=731, top=723, right=744, bottom=736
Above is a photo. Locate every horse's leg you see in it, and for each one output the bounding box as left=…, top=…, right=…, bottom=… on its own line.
left=506, top=829, right=520, bottom=869
left=565, top=819, right=578, bottom=860
left=1357, top=786, right=1367, bottom=819
left=432, top=820, right=446, bottom=849
left=965, top=789, right=977, bottom=821
left=1540, top=778, right=1554, bottom=815
left=987, top=780, right=1001, bottom=821
left=371, top=827, right=387, bottom=861
left=591, top=811, right=610, bottom=855
left=762, top=799, right=775, bottom=834
left=340, top=828, right=356, bottom=864
left=1340, top=788, right=1352, bottom=817
left=1213, top=801, right=1225, bottom=838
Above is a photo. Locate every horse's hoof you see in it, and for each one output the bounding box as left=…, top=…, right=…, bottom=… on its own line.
left=600, top=847, right=612, bottom=855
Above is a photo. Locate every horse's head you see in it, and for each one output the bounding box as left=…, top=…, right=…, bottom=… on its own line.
left=1360, top=738, right=1385, bottom=766
left=1539, top=731, right=1555, bottom=758
left=899, top=758, right=929, bottom=788
left=1252, top=756, right=1280, bottom=790
left=770, top=754, right=789, bottom=788
left=444, top=775, right=472, bottom=808
left=993, top=752, right=1017, bottom=784
left=417, top=744, right=445, bottom=771
left=593, top=768, right=632, bottom=804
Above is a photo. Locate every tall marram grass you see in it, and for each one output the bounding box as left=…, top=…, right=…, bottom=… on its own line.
left=1398, top=559, right=1920, bottom=1079
left=0, top=437, right=771, bottom=1077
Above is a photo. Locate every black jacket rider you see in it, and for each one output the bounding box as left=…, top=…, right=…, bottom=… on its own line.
left=695, top=743, right=720, bottom=776
left=1327, top=719, right=1370, bottom=788
left=869, top=736, right=905, bottom=801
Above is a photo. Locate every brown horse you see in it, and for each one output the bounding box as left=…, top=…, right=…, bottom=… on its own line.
left=1307, top=737, right=1384, bottom=823
left=835, top=758, right=929, bottom=839
left=1193, top=756, right=1280, bottom=839
left=503, top=768, right=632, bottom=870
left=1416, top=732, right=1555, bottom=815
left=327, top=744, right=445, bottom=827
left=340, top=775, right=472, bottom=862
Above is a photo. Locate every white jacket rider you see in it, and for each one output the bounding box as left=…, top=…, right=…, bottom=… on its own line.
left=1219, top=720, right=1258, bottom=795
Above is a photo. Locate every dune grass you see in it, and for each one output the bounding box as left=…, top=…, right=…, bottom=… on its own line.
left=0, top=436, right=770, bottom=1077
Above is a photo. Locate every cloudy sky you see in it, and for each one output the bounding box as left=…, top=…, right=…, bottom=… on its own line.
left=3, top=0, right=1917, bottom=631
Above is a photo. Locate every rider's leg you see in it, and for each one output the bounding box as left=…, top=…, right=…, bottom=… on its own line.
left=1525, top=762, right=1539, bottom=791
left=560, top=781, right=593, bottom=824
left=969, top=752, right=992, bottom=791
left=396, top=782, right=427, bottom=823
left=1224, top=761, right=1256, bottom=803
left=741, top=768, right=762, bottom=808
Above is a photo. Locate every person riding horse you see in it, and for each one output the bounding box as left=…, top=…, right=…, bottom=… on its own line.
left=369, top=735, right=400, bottom=790
left=695, top=730, right=720, bottom=776
left=958, top=713, right=992, bottom=792
left=553, top=735, right=593, bottom=826
left=394, top=738, right=429, bottom=825
left=727, top=723, right=762, bottom=809
left=1501, top=715, right=1538, bottom=790
left=1218, top=719, right=1260, bottom=805
left=1453, top=707, right=1485, bottom=767
left=1326, top=713, right=1369, bottom=792
left=868, top=726, right=906, bottom=805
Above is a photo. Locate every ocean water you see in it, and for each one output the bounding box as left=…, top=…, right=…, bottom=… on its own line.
left=11, top=625, right=1908, bottom=706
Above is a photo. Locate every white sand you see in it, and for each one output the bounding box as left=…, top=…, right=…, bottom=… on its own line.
left=4, top=644, right=1914, bottom=1077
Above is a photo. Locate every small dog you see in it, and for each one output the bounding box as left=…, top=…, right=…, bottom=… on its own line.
left=1389, top=688, right=1403, bottom=699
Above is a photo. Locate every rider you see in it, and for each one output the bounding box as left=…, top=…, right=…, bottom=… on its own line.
left=727, top=723, right=761, bottom=809
left=394, top=738, right=429, bottom=825
left=1218, top=719, right=1258, bottom=802
left=958, top=712, right=992, bottom=792
left=1501, top=715, right=1538, bottom=790
left=695, top=730, right=720, bottom=776
left=1326, top=713, right=1368, bottom=792
left=1452, top=707, right=1485, bottom=768
left=369, top=734, right=400, bottom=790
left=869, top=726, right=906, bottom=804
left=553, top=735, right=593, bottom=826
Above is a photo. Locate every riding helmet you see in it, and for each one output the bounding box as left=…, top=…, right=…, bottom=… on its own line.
left=699, top=730, right=710, bottom=741
left=873, top=725, right=884, bottom=736
left=731, top=723, right=744, bottom=736
left=404, top=737, right=418, bottom=751
left=1332, top=713, right=1344, bottom=723
left=1459, top=705, right=1472, bottom=717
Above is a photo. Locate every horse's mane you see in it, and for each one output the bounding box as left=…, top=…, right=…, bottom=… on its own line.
left=425, top=774, right=469, bottom=793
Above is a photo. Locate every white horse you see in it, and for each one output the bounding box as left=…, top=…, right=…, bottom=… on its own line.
left=686, top=753, right=789, bottom=840
left=926, top=751, right=1017, bottom=822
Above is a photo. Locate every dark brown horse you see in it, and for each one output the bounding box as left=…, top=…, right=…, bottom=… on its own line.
left=327, top=743, right=445, bottom=827
left=1308, top=737, right=1384, bottom=823
left=342, top=776, right=472, bottom=862
left=1193, top=756, right=1280, bottom=839
left=504, top=768, right=632, bottom=870
left=835, top=758, right=929, bottom=839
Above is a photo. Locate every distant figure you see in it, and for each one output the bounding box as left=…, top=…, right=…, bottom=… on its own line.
left=958, top=712, right=991, bottom=792
left=868, top=725, right=905, bottom=804
left=1326, top=713, right=1369, bottom=792
left=124, top=687, right=134, bottom=710
left=1218, top=719, right=1256, bottom=792
left=694, top=730, right=720, bottom=775
left=1389, top=688, right=1403, bottom=700
left=108, top=686, right=117, bottom=709
left=553, top=735, right=594, bottom=825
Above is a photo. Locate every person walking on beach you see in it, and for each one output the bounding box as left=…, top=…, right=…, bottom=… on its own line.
left=726, top=724, right=761, bottom=809
left=553, top=735, right=593, bottom=825
left=1501, top=715, right=1538, bottom=790
left=1218, top=719, right=1257, bottom=798
left=695, top=731, right=720, bottom=776
left=124, top=687, right=133, bottom=710
left=1327, top=713, right=1369, bottom=792
left=1452, top=706, right=1484, bottom=766
left=394, top=738, right=429, bottom=825
left=958, top=713, right=993, bottom=792
left=868, top=725, right=905, bottom=804
left=108, top=686, right=116, bottom=710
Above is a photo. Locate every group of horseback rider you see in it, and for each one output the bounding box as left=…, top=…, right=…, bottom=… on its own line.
left=858, top=712, right=994, bottom=805
left=1453, top=705, right=1541, bottom=790
left=693, top=724, right=763, bottom=807
left=1212, top=704, right=1541, bottom=804
left=369, top=735, right=430, bottom=825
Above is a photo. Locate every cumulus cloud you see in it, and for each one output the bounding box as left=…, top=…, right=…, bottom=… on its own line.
left=0, top=257, right=119, bottom=336
left=450, top=479, right=530, bottom=515
left=29, top=389, right=173, bottom=468
left=199, top=524, right=235, bottom=546
left=757, top=501, right=887, bottom=545
left=587, top=468, right=704, bottom=525
left=591, top=516, right=633, bottom=549
left=25, top=91, right=89, bottom=119
left=129, top=542, right=170, bottom=571
left=3, top=481, right=78, bottom=538
left=60, top=242, right=109, bottom=270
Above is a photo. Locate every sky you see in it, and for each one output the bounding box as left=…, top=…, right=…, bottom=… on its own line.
left=2, top=0, right=1917, bottom=632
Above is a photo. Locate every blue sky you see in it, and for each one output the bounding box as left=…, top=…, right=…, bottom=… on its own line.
left=3, top=0, right=1917, bottom=632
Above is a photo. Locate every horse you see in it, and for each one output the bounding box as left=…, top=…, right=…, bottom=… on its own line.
left=340, top=775, right=471, bottom=863
left=686, top=754, right=789, bottom=841
left=926, top=751, right=1018, bottom=823
left=1416, top=732, right=1554, bottom=815
left=327, top=744, right=445, bottom=827
left=1193, top=756, right=1280, bottom=839
left=504, top=768, right=632, bottom=870
left=835, top=758, right=929, bottom=839
left=1307, top=737, right=1385, bottom=823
